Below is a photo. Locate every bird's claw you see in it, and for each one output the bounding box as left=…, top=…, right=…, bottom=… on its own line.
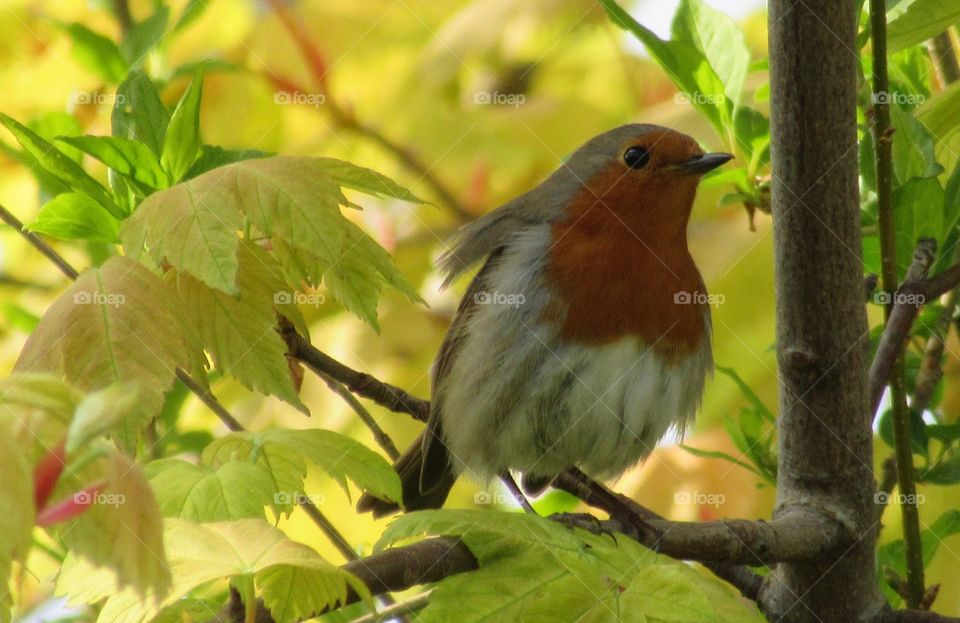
left=549, top=512, right=618, bottom=543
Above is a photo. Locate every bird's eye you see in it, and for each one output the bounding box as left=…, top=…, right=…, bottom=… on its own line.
left=623, top=146, right=650, bottom=169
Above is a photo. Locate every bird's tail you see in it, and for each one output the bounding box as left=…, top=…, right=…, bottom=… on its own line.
left=356, top=431, right=457, bottom=517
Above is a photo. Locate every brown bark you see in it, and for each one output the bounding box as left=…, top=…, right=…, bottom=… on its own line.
left=764, top=0, right=886, bottom=619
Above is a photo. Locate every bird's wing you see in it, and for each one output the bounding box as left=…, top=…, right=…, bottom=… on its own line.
left=419, top=248, right=504, bottom=493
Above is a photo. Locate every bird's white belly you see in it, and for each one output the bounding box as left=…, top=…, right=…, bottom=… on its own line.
left=436, top=227, right=712, bottom=482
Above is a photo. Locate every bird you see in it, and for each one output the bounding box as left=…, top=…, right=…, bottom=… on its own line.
left=358, top=124, right=731, bottom=516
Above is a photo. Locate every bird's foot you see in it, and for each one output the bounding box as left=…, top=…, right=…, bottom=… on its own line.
left=549, top=512, right=617, bottom=542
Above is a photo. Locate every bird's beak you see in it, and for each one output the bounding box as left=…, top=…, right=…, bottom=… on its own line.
left=677, top=152, right=734, bottom=174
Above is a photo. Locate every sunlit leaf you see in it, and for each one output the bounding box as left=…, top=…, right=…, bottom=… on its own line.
left=0, top=113, right=120, bottom=217
left=171, top=242, right=308, bottom=412
left=886, top=0, right=960, bottom=52
left=113, top=71, right=169, bottom=157
left=57, top=135, right=170, bottom=190
left=29, top=192, right=120, bottom=243
left=161, top=71, right=204, bottom=182
left=60, top=452, right=171, bottom=598
left=146, top=459, right=277, bottom=520
left=97, top=518, right=353, bottom=623
left=14, top=257, right=191, bottom=427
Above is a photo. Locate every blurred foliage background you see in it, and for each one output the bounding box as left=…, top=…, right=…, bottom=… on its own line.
left=1, top=0, right=958, bottom=618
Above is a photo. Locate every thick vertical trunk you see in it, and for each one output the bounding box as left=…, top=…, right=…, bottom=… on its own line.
left=764, top=0, right=885, bottom=620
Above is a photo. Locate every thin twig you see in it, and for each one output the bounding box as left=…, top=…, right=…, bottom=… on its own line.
left=868, top=244, right=960, bottom=414
left=175, top=370, right=244, bottom=432
left=871, top=0, right=925, bottom=602
left=0, top=205, right=79, bottom=280
left=281, top=319, right=430, bottom=421
left=313, top=370, right=400, bottom=461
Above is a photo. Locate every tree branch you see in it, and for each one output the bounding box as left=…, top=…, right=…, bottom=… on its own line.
left=280, top=319, right=430, bottom=421
left=0, top=204, right=79, bottom=280
left=868, top=242, right=960, bottom=415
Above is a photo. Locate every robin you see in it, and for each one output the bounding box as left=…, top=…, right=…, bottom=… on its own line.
left=359, top=124, right=731, bottom=516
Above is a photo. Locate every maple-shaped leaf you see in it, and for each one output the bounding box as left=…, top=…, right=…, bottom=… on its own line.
left=14, top=257, right=192, bottom=434
left=96, top=518, right=364, bottom=623
left=202, top=428, right=401, bottom=515
left=145, top=459, right=277, bottom=521
left=59, top=451, right=171, bottom=599
left=122, top=156, right=423, bottom=329
left=171, top=241, right=308, bottom=413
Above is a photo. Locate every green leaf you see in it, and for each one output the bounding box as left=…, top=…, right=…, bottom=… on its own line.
left=944, top=163, right=960, bottom=236
left=260, top=565, right=369, bottom=623
left=96, top=518, right=352, bottom=623
left=716, top=366, right=774, bottom=422
left=204, top=428, right=401, bottom=507
left=173, top=0, right=212, bottom=33
left=0, top=419, right=34, bottom=594
left=679, top=444, right=765, bottom=477
left=126, top=155, right=422, bottom=327
left=161, top=71, right=204, bottom=182
left=14, top=257, right=191, bottom=427
left=261, top=429, right=401, bottom=503
left=29, top=192, right=120, bottom=243
left=0, top=113, right=120, bottom=217
left=671, top=0, right=750, bottom=108
left=113, top=71, right=169, bottom=157
left=121, top=6, right=169, bottom=65
left=919, top=450, right=960, bottom=484
left=890, top=103, right=943, bottom=185
left=121, top=172, right=243, bottom=295
left=171, top=242, right=308, bottom=412
left=599, top=0, right=730, bottom=135
left=886, top=0, right=960, bottom=52
left=381, top=511, right=764, bottom=623
left=61, top=451, right=171, bottom=598
left=893, top=177, right=945, bottom=275
left=146, top=459, right=277, bottom=520
left=66, top=382, right=142, bottom=452
left=915, top=81, right=960, bottom=174
left=60, top=22, right=127, bottom=83
left=732, top=106, right=769, bottom=174
left=184, top=144, right=272, bottom=179
left=57, top=135, right=170, bottom=190
left=312, top=158, right=428, bottom=203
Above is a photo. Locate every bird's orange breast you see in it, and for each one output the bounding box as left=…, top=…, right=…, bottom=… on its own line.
left=543, top=164, right=708, bottom=363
